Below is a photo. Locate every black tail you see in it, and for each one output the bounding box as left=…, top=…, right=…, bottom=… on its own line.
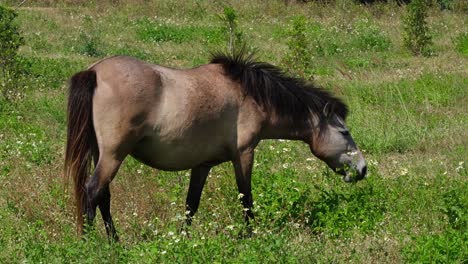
left=64, top=70, right=97, bottom=235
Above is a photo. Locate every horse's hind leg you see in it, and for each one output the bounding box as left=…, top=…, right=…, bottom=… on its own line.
left=85, top=154, right=122, bottom=240
left=98, top=185, right=119, bottom=241
left=185, top=165, right=211, bottom=225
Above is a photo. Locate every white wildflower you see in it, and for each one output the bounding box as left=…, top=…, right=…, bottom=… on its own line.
left=400, top=168, right=408, bottom=176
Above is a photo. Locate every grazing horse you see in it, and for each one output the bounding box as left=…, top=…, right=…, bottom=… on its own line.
left=64, top=51, right=367, bottom=240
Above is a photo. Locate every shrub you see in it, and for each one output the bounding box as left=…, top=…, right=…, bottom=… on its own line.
left=284, top=15, right=314, bottom=79
left=0, top=5, right=25, bottom=101
left=218, top=6, right=245, bottom=55
left=402, top=0, right=433, bottom=56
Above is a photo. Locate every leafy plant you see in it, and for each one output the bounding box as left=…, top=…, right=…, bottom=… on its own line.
left=307, top=177, right=387, bottom=237
left=403, top=229, right=468, bottom=263
left=453, top=31, right=468, bottom=55
left=0, top=5, right=25, bottom=101
left=440, top=189, right=467, bottom=231
left=284, top=15, right=314, bottom=79
left=77, top=15, right=104, bottom=57
left=403, top=187, right=468, bottom=263
left=218, top=6, right=245, bottom=55
left=402, top=0, right=433, bottom=56
left=352, top=19, right=392, bottom=52
left=136, top=18, right=223, bottom=45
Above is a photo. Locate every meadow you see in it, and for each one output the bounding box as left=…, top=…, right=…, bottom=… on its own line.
left=0, top=0, right=467, bottom=262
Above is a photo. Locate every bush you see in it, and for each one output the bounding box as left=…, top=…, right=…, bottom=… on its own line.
left=284, top=15, right=314, bottom=79
left=402, top=0, right=433, bottom=56
left=218, top=6, right=245, bottom=55
left=0, top=5, right=25, bottom=101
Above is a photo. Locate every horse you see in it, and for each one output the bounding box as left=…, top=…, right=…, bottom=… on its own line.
left=64, top=51, right=367, bottom=241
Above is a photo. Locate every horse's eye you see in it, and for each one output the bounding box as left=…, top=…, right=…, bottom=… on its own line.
left=340, top=130, right=350, bottom=136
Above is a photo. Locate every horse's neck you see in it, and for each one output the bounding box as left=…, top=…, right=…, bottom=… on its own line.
left=259, top=116, right=313, bottom=141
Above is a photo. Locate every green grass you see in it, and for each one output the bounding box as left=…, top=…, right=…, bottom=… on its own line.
left=0, top=1, right=467, bottom=263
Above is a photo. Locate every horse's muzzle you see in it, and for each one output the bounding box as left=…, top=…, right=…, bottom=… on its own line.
left=343, top=160, right=367, bottom=183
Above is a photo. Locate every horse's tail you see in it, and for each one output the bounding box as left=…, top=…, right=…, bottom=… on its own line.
left=64, top=69, right=97, bottom=234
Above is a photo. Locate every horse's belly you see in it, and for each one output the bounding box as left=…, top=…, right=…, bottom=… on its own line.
left=130, top=137, right=230, bottom=171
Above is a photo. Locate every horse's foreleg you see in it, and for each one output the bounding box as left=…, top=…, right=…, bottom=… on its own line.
left=84, top=156, right=121, bottom=240
left=233, top=150, right=255, bottom=224
left=185, top=165, right=211, bottom=225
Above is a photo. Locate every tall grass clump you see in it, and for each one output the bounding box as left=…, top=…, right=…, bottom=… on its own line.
left=402, top=0, right=433, bottom=56
left=0, top=5, right=25, bottom=101
left=284, top=15, right=314, bottom=79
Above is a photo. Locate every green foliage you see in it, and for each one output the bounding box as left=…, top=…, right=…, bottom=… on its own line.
left=453, top=31, right=468, bottom=55
left=254, top=168, right=312, bottom=228
left=402, top=0, right=433, bottom=56
left=352, top=19, right=392, bottom=52
left=77, top=15, right=104, bottom=57
left=403, top=185, right=468, bottom=263
left=0, top=105, right=53, bottom=166
left=403, top=229, right=468, bottom=263
left=136, top=18, right=223, bottom=45
left=307, top=177, right=387, bottom=237
left=0, top=5, right=25, bottom=101
left=440, top=188, right=468, bottom=231
left=284, top=15, right=314, bottom=78
left=218, top=6, right=245, bottom=55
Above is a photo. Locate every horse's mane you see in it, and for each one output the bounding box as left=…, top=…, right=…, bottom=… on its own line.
left=210, top=51, right=348, bottom=123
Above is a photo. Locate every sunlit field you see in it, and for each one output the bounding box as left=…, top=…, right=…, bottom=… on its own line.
left=0, top=0, right=467, bottom=262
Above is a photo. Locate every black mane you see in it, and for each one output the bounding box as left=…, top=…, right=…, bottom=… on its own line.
left=210, top=51, right=348, bottom=123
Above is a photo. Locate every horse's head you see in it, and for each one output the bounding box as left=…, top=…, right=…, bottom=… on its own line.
left=308, top=110, right=367, bottom=182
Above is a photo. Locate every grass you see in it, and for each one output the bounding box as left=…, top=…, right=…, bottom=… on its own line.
left=0, top=0, right=467, bottom=263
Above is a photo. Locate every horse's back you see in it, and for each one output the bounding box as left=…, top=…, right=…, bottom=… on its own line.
left=89, top=56, right=245, bottom=170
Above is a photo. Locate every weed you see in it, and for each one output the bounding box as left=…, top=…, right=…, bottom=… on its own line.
left=453, top=31, right=468, bottom=55
left=402, top=0, right=433, bottom=56
left=218, top=6, right=245, bottom=55
left=0, top=5, right=26, bottom=101
left=351, top=19, right=392, bottom=52
left=77, top=15, right=105, bottom=57
left=136, top=18, right=223, bottom=45
left=284, top=15, right=314, bottom=78
left=307, top=177, right=387, bottom=237
left=440, top=188, right=467, bottom=231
